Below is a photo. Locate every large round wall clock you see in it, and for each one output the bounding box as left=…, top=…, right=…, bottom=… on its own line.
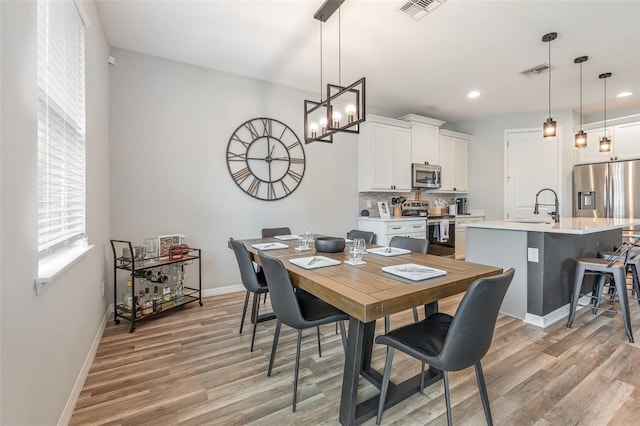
left=226, top=117, right=306, bottom=201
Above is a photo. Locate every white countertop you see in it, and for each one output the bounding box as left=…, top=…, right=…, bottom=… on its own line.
left=358, top=214, right=484, bottom=222
left=466, top=217, right=640, bottom=234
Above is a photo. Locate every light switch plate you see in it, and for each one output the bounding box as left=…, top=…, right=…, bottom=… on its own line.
left=527, top=247, right=539, bottom=262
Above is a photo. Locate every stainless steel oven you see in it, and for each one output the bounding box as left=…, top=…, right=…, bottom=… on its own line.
left=427, top=216, right=455, bottom=257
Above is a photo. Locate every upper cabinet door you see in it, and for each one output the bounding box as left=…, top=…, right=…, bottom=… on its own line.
left=392, top=127, right=412, bottom=191
left=439, top=131, right=470, bottom=191
left=370, top=123, right=395, bottom=190
left=574, top=119, right=640, bottom=164
left=411, top=123, right=440, bottom=165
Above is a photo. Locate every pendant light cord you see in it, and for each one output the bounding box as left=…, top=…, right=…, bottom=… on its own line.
left=338, top=6, right=342, bottom=86
left=319, top=21, right=323, bottom=101
left=604, top=76, right=607, bottom=133
left=548, top=39, right=551, bottom=116
left=579, top=62, right=583, bottom=128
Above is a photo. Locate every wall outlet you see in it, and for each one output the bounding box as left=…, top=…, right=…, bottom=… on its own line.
left=527, top=247, right=539, bottom=262
left=366, top=200, right=372, bottom=208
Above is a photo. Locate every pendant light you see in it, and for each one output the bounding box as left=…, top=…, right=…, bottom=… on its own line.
left=574, top=56, right=588, bottom=148
left=542, top=32, right=557, bottom=138
left=599, top=72, right=612, bottom=153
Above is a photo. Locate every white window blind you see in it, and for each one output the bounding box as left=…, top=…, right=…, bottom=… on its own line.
left=37, top=0, right=86, bottom=255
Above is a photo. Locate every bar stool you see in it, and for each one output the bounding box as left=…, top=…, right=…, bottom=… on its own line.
left=567, top=247, right=634, bottom=343
left=598, top=243, right=640, bottom=307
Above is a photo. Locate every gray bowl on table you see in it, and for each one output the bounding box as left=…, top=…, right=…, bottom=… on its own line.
left=314, top=237, right=346, bottom=253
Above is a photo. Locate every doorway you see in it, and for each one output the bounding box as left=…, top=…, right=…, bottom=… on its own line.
left=505, top=129, right=561, bottom=220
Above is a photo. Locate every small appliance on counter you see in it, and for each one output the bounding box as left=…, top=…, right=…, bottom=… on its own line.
left=401, top=201, right=429, bottom=217
left=455, top=197, right=469, bottom=215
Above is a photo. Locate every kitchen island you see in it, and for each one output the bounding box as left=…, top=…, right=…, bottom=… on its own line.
left=465, top=217, right=640, bottom=327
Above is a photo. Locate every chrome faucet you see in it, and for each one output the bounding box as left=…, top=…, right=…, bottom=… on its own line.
left=533, top=188, right=560, bottom=223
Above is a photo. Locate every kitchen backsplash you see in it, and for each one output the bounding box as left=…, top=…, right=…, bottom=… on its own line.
left=358, top=192, right=460, bottom=218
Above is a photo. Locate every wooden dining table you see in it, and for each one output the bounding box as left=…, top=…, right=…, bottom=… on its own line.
left=237, top=237, right=502, bottom=425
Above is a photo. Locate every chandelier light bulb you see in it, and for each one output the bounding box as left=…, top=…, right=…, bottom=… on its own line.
left=332, top=111, right=342, bottom=128
left=309, top=123, right=319, bottom=139
left=319, top=117, right=328, bottom=134
left=345, top=104, right=356, bottom=123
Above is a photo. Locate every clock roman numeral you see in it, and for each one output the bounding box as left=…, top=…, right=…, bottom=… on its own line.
left=289, top=157, right=304, bottom=164
left=232, top=167, right=251, bottom=184
left=261, top=119, right=272, bottom=136
left=227, top=151, right=247, bottom=162
left=244, top=121, right=260, bottom=140
left=286, top=140, right=301, bottom=150
left=281, top=180, right=291, bottom=194
left=286, top=170, right=303, bottom=183
left=231, top=134, right=250, bottom=148
left=248, top=177, right=261, bottom=197
left=267, top=182, right=276, bottom=200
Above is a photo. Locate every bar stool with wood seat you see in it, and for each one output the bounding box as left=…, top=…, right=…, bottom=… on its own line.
left=566, top=243, right=635, bottom=343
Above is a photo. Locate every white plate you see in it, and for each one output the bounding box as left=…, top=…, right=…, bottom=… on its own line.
left=366, top=247, right=411, bottom=257
left=382, top=263, right=447, bottom=281
left=274, top=235, right=299, bottom=241
left=289, top=256, right=341, bottom=270
left=251, top=242, right=289, bottom=251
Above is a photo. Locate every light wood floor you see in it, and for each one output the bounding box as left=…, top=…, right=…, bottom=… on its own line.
left=71, top=287, right=640, bottom=425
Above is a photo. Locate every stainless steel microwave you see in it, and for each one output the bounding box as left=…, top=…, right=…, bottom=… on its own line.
left=412, top=163, right=441, bottom=189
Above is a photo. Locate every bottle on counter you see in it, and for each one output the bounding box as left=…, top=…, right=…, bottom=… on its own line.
left=142, top=287, right=153, bottom=315
left=152, top=285, right=162, bottom=312
left=162, top=282, right=172, bottom=308
left=175, top=270, right=184, bottom=305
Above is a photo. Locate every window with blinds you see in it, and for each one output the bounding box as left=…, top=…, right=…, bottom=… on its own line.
left=37, top=0, right=86, bottom=256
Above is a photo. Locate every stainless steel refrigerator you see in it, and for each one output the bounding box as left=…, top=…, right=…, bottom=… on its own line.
left=573, top=160, right=639, bottom=231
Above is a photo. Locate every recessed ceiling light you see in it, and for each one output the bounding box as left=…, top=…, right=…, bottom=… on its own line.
left=616, top=91, right=633, bottom=98
left=467, top=91, right=480, bottom=99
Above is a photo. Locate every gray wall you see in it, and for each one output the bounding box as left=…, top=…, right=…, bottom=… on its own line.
left=108, top=48, right=360, bottom=292
left=0, top=1, right=111, bottom=424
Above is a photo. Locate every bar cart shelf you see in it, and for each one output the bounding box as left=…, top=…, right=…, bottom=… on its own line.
left=110, top=239, right=202, bottom=332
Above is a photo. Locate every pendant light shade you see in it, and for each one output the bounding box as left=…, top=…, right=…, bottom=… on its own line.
left=574, top=56, right=588, bottom=148
left=542, top=32, right=557, bottom=138
left=599, top=72, right=612, bottom=153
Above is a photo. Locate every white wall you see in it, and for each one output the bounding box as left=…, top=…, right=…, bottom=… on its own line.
left=108, top=48, right=360, bottom=293
left=449, top=107, right=636, bottom=220
left=0, top=1, right=110, bottom=424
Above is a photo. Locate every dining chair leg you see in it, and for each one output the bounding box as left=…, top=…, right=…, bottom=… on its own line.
left=412, top=307, right=419, bottom=322
left=384, top=316, right=390, bottom=334
left=250, top=292, right=261, bottom=352
left=317, top=326, right=322, bottom=357
left=419, top=362, right=426, bottom=393
left=239, top=291, right=250, bottom=334
left=475, top=361, right=493, bottom=426
left=376, top=347, right=395, bottom=425
left=293, top=329, right=302, bottom=412
left=268, top=319, right=281, bottom=377
left=263, top=293, right=268, bottom=304
left=443, top=371, right=453, bottom=426
left=338, top=320, right=347, bottom=352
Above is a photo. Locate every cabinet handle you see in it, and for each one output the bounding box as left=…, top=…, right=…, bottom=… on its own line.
left=391, top=226, right=401, bottom=230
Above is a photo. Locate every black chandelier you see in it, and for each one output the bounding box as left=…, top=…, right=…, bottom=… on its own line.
left=304, top=0, right=366, bottom=144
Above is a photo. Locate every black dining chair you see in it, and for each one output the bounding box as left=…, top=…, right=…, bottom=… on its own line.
left=261, top=227, right=292, bottom=238
left=347, top=229, right=376, bottom=244
left=385, top=236, right=429, bottom=332
left=229, top=238, right=275, bottom=352
left=258, top=252, right=348, bottom=412
left=375, top=268, right=515, bottom=425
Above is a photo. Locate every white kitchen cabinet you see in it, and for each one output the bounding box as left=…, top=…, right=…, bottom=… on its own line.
left=454, top=215, right=484, bottom=260
left=359, top=115, right=412, bottom=192
left=439, top=130, right=470, bottom=191
left=399, top=114, right=445, bottom=166
left=357, top=218, right=427, bottom=246
left=575, top=119, right=640, bottom=164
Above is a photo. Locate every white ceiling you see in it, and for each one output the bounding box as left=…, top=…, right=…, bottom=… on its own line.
left=95, top=0, right=640, bottom=124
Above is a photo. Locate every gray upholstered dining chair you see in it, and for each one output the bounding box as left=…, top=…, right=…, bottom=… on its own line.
left=261, top=227, right=292, bottom=238
left=385, top=236, right=429, bottom=332
left=375, top=268, right=515, bottom=425
left=229, top=238, right=274, bottom=352
left=258, top=252, right=348, bottom=412
left=347, top=229, right=376, bottom=244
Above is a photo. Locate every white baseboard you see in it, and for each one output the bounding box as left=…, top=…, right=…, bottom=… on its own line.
left=202, top=284, right=244, bottom=298
left=523, top=295, right=592, bottom=328
left=58, top=303, right=113, bottom=426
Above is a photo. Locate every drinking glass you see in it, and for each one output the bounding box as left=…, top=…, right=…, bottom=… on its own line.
left=304, top=230, right=314, bottom=242
left=349, top=238, right=365, bottom=263
left=297, top=235, right=309, bottom=250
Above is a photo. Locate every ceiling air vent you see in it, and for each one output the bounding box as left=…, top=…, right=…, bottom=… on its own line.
left=520, top=63, right=555, bottom=77
left=398, top=0, right=447, bottom=21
